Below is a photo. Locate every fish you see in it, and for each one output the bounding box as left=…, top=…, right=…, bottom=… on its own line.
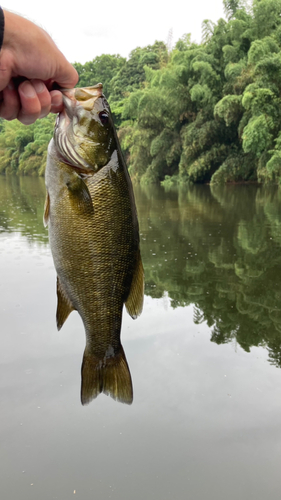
left=44, top=83, right=144, bottom=405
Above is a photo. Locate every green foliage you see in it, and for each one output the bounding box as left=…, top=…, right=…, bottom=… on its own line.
left=264, top=132, right=281, bottom=182
left=3, top=0, right=281, bottom=183
left=214, top=94, right=243, bottom=125
left=201, top=20, right=216, bottom=44
left=223, top=0, right=241, bottom=20
left=73, top=54, right=126, bottom=98
left=175, top=34, right=192, bottom=52
left=248, top=37, right=279, bottom=65
left=0, top=115, right=54, bottom=176
left=115, top=0, right=252, bottom=184
left=210, top=150, right=256, bottom=183
left=242, top=115, right=274, bottom=156
left=108, top=41, right=168, bottom=118
left=252, top=0, right=281, bottom=38
left=123, top=0, right=281, bottom=185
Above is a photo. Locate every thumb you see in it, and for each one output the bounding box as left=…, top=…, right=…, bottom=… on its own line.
left=52, top=62, right=79, bottom=90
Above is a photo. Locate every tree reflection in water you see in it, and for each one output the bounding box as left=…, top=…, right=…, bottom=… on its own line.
left=134, top=183, right=281, bottom=368
left=1, top=176, right=281, bottom=367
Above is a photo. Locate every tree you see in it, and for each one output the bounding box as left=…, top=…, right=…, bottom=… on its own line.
left=73, top=54, right=126, bottom=98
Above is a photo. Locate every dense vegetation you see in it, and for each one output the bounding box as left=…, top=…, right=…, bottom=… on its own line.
left=1, top=0, right=281, bottom=184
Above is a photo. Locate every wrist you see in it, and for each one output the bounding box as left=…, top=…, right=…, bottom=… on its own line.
left=0, top=7, right=4, bottom=51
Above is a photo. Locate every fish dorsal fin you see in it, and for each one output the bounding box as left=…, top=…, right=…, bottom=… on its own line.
left=125, top=250, right=144, bottom=319
left=56, top=277, right=75, bottom=330
left=43, top=191, right=50, bottom=228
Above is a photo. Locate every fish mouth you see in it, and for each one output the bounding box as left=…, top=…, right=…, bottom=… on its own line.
left=54, top=84, right=104, bottom=172
left=57, top=83, right=104, bottom=128
left=61, top=83, right=104, bottom=114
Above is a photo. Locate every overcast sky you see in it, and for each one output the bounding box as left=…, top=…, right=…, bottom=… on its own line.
left=4, top=1, right=226, bottom=64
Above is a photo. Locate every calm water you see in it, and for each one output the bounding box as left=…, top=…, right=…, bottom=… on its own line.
left=1, top=176, right=281, bottom=499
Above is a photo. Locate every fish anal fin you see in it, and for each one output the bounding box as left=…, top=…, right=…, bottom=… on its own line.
left=81, top=345, right=133, bottom=405
left=125, top=250, right=144, bottom=319
left=43, top=191, right=50, bottom=228
left=56, top=277, right=75, bottom=330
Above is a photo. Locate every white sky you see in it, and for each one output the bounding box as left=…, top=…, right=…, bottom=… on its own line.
left=4, top=1, right=226, bottom=64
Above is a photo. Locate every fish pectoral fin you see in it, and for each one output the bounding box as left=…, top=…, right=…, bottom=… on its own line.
left=81, top=345, right=133, bottom=405
left=43, top=191, right=50, bottom=227
left=66, top=174, right=93, bottom=213
left=125, top=250, right=144, bottom=319
left=56, top=277, right=75, bottom=330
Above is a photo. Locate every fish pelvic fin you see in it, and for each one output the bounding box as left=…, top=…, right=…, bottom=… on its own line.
left=56, top=277, right=75, bottom=330
left=125, top=250, right=144, bottom=319
left=43, top=191, right=50, bottom=227
left=81, top=345, right=133, bottom=406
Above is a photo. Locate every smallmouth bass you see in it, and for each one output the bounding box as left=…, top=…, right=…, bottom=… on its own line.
left=44, top=84, right=144, bottom=405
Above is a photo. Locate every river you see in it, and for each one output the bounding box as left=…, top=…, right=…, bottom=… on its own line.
left=1, top=176, right=281, bottom=499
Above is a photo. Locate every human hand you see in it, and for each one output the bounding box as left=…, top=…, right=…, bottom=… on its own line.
left=0, top=79, right=67, bottom=124
left=0, top=10, right=78, bottom=124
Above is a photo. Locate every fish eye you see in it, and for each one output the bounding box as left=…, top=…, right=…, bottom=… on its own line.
left=99, top=111, right=109, bottom=125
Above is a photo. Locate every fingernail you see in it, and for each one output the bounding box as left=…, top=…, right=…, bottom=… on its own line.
left=32, top=80, right=45, bottom=94
left=20, top=81, right=36, bottom=98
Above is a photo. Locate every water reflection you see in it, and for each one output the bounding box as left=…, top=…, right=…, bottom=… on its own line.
left=134, top=183, right=281, bottom=367
left=0, top=175, right=47, bottom=244
left=2, top=177, right=281, bottom=499
left=1, top=176, right=281, bottom=369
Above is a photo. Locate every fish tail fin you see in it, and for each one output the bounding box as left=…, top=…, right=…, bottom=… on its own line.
left=81, top=345, right=133, bottom=406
